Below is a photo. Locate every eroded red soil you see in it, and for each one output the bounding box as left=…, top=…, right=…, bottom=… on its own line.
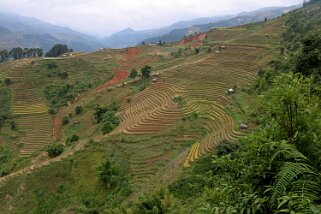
left=179, top=33, right=207, bottom=45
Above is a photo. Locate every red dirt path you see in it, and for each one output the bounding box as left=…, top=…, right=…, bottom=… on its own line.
left=95, top=68, right=127, bottom=91
left=179, top=33, right=207, bottom=45
left=96, top=47, right=140, bottom=91
left=52, top=117, right=61, bottom=139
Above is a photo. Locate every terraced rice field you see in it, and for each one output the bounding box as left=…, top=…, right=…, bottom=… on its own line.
left=117, top=82, right=184, bottom=134
left=163, top=44, right=270, bottom=166
left=118, top=40, right=271, bottom=169
left=6, top=59, right=54, bottom=157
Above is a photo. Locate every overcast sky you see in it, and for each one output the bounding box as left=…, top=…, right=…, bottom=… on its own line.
left=0, top=0, right=303, bottom=37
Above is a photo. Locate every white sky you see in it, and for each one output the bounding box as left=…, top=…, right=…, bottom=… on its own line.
left=0, top=0, right=303, bottom=37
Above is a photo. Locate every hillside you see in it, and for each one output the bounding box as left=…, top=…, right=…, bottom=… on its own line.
left=103, top=5, right=298, bottom=48
left=1, top=1, right=321, bottom=213
left=0, top=12, right=101, bottom=51
left=141, top=4, right=300, bottom=45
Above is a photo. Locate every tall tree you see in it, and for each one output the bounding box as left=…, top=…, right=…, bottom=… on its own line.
left=141, top=65, right=152, bottom=79
left=0, top=50, right=9, bottom=63
left=45, top=44, right=70, bottom=57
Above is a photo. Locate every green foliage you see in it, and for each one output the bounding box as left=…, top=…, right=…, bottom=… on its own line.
left=47, top=61, right=58, bottom=69
left=96, top=158, right=120, bottom=188
left=0, top=86, right=11, bottom=129
left=171, top=48, right=183, bottom=58
left=0, top=49, right=10, bottom=62
left=195, top=48, right=200, bottom=55
left=75, top=106, right=83, bottom=115
left=4, top=78, right=11, bottom=85
left=283, top=1, right=321, bottom=50
left=45, top=44, right=72, bottom=57
left=62, top=116, right=69, bottom=125
left=172, top=96, right=185, bottom=108
left=0, top=144, right=11, bottom=176
left=93, top=103, right=120, bottom=134
left=131, top=79, right=150, bottom=92
left=141, top=65, right=152, bottom=79
left=66, top=134, right=80, bottom=146
left=43, top=82, right=92, bottom=110
left=216, top=140, right=239, bottom=156
left=47, top=144, right=64, bottom=157
left=129, top=68, right=138, bottom=79
left=135, top=188, right=176, bottom=213
left=295, top=31, right=321, bottom=77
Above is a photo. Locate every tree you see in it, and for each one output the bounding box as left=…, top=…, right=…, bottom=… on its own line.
left=45, top=44, right=70, bottom=57
left=0, top=50, right=9, bottom=63
left=295, top=31, right=321, bottom=77
left=10, top=47, right=23, bottom=60
left=129, top=68, right=138, bottom=79
left=47, top=144, right=64, bottom=157
left=141, top=65, right=152, bottom=79
left=36, top=48, right=43, bottom=57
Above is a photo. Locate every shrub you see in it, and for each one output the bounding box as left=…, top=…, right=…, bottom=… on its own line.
left=66, top=134, right=80, bottom=146
left=96, top=158, right=120, bottom=188
left=47, top=144, right=64, bottom=157
left=4, top=78, right=11, bottom=85
left=10, top=120, right=16, bottom=130
left=62, top=116, right=69, bottom=125
left=216, top=140, right=239, bottom=156
left=59, top=71, right=68, bottom=79
left=75, top=106, right=83, bottom=115
left=195, top=48, right=200, bottom=55
left=129, top=68, right=138, bottom=79
left=47, top=61, right=58, bottom=69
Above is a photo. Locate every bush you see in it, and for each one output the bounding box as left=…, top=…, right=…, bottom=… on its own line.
left=44, top=82, right=92, bottom=109
left=59, top=71, right=68, bottom=79
left=129, top=68, right=137, bottom=79
left=66, top=134, right=80, bottom=146
left=10, top=120, right=16, bottom=130
left=62, top=116, right=69, bottom=125
left=4, top=78, right=11, bottom=85
left=96, top=158, right=120, bottom=188
left=216, top=140, right=239, bottom=156
left=47, top=61, right=58, bottom=69
left=47, top=144, right=64, bottom=157
left=75, top=106, right=83, bottom=115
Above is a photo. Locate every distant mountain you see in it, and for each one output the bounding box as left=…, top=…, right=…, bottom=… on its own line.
left=141, top=5, right=301, bottom=45
left=102, top=16, right=232, bottom=48
left=0, top=12, right=102, bottom=51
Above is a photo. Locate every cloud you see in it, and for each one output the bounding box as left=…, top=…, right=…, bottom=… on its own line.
left=0, top=0, right=303, bottom=36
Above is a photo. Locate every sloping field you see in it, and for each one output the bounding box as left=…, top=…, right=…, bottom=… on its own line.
left=5, top=59, right=54, bottom=157
left=117, top=82, right=184, bottom=134
left=163, top=44, right=271, bottom=166
left=117, top=20, right=278, bottom=170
